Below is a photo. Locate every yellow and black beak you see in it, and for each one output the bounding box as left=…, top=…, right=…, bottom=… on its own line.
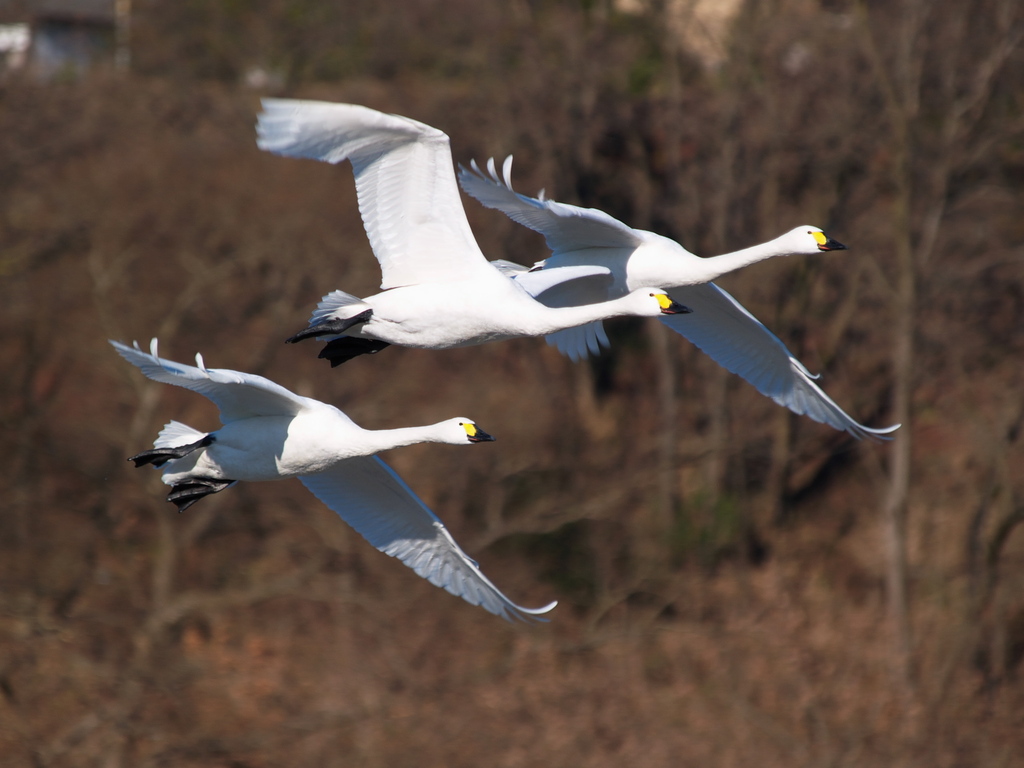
left=653, top=292, right=692, bottom=315
left=464, top=423, right=496, bottom=443
left=813, top=231, right=847, bottom=251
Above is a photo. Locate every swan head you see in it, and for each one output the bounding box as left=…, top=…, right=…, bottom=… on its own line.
left=633, top=290, right=691, bottom=317
left=777, top=226, right=847, bottom=254
left=440, top=418, right=496, bottom=445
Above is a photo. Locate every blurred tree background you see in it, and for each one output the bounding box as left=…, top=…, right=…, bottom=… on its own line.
left=1, top=0, right=1022, bottom=765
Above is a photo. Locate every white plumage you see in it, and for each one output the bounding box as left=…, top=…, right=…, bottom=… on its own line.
left=458, top=157, right=899, bottom=441
left=256, top=99, right=688, bottom=367
left=112, top=338, right=555, bottom=622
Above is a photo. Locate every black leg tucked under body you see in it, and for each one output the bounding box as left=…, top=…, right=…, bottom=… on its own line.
left=166, top=477, right=235, bottom=513
left=318, top=337, right=391, bottom=367
left=286, top=309, right=373, bottom=344
left=128, top=435, right=215, bottom=468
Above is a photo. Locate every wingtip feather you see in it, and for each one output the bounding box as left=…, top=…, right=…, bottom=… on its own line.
left=501, top=154, right=514, bottom=189
left=511, top=599, right=558, bottom=623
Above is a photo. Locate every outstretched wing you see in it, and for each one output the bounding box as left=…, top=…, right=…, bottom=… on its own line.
left=460, top=158, right=896, bottom=439
left=458, top=156, right=644, bottom=255
left=662, top=284, right=899, bottom=440
left=510, top=268, right=617, bottom=362
left=110, top=339, right=324, bottom=423
left=543, top=321, right=611, bottom=362
left=257, top=99, right=493, bottom=290
left=300, top=456, right=557, bottom=622
left=508, top=264, right=613, bottom=298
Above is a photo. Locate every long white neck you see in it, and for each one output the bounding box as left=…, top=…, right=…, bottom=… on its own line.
left=530, top=291, right=659, bottom=335
left=359, top=423, right=452, bottom=454
left=690, top=239, right=797, bottom=283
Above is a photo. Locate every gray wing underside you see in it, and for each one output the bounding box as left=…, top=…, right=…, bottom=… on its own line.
left=526, top=274, right=616, bottom=361
left=506, top=264, right=613, bottom=297
left=662, top=284, right=899, bottom=440
left=508, top=277, right=898, bottom=439
left=299, top=456, right=557, bottom=622
left=487, top=259, right=615, bottom=360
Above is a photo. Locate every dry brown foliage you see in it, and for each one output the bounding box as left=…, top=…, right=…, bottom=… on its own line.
left=1, top=1, right=1022, bottom=766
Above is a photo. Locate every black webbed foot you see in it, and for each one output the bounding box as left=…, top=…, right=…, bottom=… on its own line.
left=166, top=477, right=235, bottom=513
left=318, top=338, right=391, bottom=367
left=129, top=435, right=215, bottom=468
left=286, top=309, right=373, bottom=344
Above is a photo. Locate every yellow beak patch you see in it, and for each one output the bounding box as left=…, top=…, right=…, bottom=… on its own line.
left=811, top=231, right=828, bottom=246
left=653, top=292, right=674, bottom=310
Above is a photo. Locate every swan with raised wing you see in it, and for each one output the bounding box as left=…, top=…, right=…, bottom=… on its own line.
left=459, top=157, right=899, bottom=441
left=255, top=99, right=688, bottom=367
left=112, top=338, right=556, bottom=622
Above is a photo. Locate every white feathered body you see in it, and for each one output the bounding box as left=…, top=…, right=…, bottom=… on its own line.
left=158, top=410, right=363, bottom=485
left=456, top=156, right=899, bottom=440
left=255, top=100, right=682, bottom=352
left=317, top=275, right=673, bottom=348
left=112, top=339, right=554, bottom=622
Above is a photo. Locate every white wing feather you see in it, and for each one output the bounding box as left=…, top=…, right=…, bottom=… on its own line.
left=508, top=264, right=613, bottom=298
left=663, top=284, right=899, bottom=440
left=545, top=322, right=611, bottom=361
left=257, top=99, right=493, bottom=289
left=489, top=259, right=529, bottom=277
left=299, top=456, right=557, bottom=622
left=458, top=156, right=643, bottom=253
left=109, top=339, right=326, bottom=423
left=465, top=160, right=897, bottom=439
left=153, top=420, right=208, bottom=449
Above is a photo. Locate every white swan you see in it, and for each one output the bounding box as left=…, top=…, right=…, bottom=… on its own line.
left=458, top=157, right=899, bottom=441
left=255, top=99, right=689, bottom=367
left=111, top=338, right=556, bottom=622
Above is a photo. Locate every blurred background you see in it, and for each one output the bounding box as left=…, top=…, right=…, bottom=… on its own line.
left=1, top=0, right=1022, bottom=765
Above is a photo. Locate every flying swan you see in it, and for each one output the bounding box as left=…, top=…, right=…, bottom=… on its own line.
left=255, top=99, right=689, bottom=367
left=458, top=157, right=899, bottom=441
left=111, top=338, right=556, bottom=622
